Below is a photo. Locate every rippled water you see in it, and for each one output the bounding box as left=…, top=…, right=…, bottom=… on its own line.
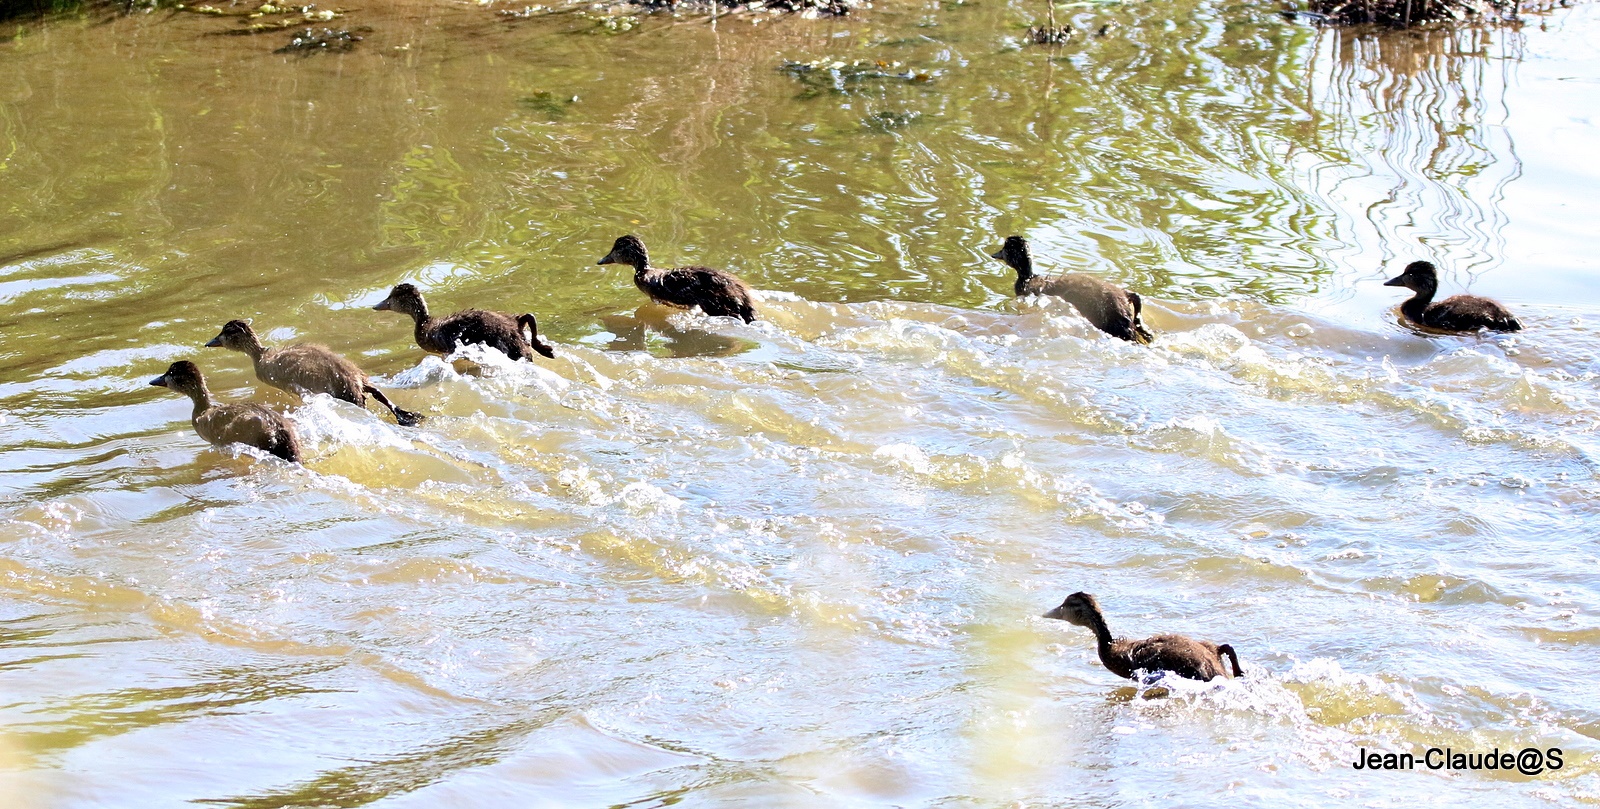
left=3, top=1, right=1600, bottom=805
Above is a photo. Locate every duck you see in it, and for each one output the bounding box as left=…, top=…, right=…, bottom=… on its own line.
left=1043, top=592, right=1242, bottom=682
left=373, top=283, right=556, bottom=361
left=1383, top=260, right=1522, bottom=333
left=149, top=360, right=302, bottom=463
left=206, top=319, right=421, bottom=427
left=597, top=235, right=756, bottom=323
left=990, top=236, right=1152, bottom=344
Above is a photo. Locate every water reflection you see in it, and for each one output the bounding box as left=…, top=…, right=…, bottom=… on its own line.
left=1309, top=24, right=1525, bottom=283
left=598, top=307, right=755, bottom=357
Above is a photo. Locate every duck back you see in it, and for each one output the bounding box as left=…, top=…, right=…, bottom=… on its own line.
left=423, top=309, right=535, bottom=360
left=195, top=403, right=302, bottom=462
left=639, top=267, right=756, bottom=323
left=1114, top=634, right=1235, bottom=682
left=256, top=344, right=367, bottom=404
left=1417, top=295, right=1522, bottom=332
left=1024, top=273, right=1151, bottom=344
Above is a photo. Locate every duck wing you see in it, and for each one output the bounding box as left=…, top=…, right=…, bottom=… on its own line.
left=1122, top=634, right=1226, bottom=681
left=196, top=403, right=302, bottom=462
left=1426, top=295, right=1522, bottom=332
left=647, top=267, right=756, bottom=323
left=429, top=309, right=531, bottom=360
left=1028, top=274, right=1145, bottom=343
left=259, top=344, right=366, bottom=403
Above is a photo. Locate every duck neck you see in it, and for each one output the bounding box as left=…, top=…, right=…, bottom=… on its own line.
left=1081, top=604, right=1117, bottom=653
left=241, top=335, right=267, bottom=364
left=630, top=256, right=652, bottom=276
left=1011, top=257, right=1035, bottom=295
left=184, top=386, right=214, bottom=421
left=1402, top=282, right=1436, bottom=321
left=408, top=307, right=435, bottom=346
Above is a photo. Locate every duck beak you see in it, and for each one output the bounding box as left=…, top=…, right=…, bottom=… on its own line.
left=597, top=252, right=617, bottom=266
left=535, top=341, right=556, bottom=360
left=990, top=249, right=1004, bottom=260
left=373, top=298, right=392, bottom=311
left=149, top=374, right=169, bottom=388
left=204, top=334, right=224, bottom=348
left=1041, top=606, right=1066, bottom=620
left=1382, top=276, right=1406, bottom=287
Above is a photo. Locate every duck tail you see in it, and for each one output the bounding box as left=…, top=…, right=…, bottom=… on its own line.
left=270, top=427, right=302, bottom=463
left=517, top=314, right=556, bottom=359
left=1216, top=644, right=1243, bottom=678
left=1127, top=292, right=1153, bottom=345
left=364, top=385, right=422, bottom=427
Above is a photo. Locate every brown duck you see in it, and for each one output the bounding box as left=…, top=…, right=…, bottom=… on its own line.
left=149, top=360, right=302, bottom=462
left=990, top=236, right=1152, bottom=344
left=373, top=283, right=555, bottom=361
left=1383, top=260, right=1522, bottom=333
left=597, top=235, right=756, bottom=323
left=206, top=319, right=421, bottom=427
left=1043, top=592, right=1242, bottom=682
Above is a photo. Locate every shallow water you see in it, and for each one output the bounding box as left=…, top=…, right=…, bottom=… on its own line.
left=2, top=0, right=1600, bottom=805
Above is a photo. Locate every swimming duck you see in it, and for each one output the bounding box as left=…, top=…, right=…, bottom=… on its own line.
left=373, top=283, right=556, bottom=361
left=597, top=235, right=756, bottom=323
left=149, top=360, right=302, bottom=462
left=990, top=236, right=1152, bottom=344
left=1043, top=592, right=1242, bottom=682
left=206, top=319, right=421, bottom=427
left=1383, top=260, right=1522, bottom=333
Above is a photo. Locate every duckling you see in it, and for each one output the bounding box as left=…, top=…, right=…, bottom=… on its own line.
left=206, top=320, right=421, bottom=427
left=1043, top=592, right=1242, bottom=682
left=149, top=360, right=302, bottom=462
left=597, top=235, right=756, bottom=324
left=990, top=236, right=1152, bottom=344
left=1383, top=260, right=1522, bottom=333
left=373, top=283, right=556, bottom=361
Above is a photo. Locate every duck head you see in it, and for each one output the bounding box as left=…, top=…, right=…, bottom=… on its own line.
left=1042, top=591, right=1100, bottom=626
left=598, top=235, right=649, bottom=270
left=373, top=283, right=427, bottom=318
left=1383, top=260, right=1439, bottom=293
left=990, top=235, right=1034, bottom=274
left=149, top=360, right=209, bottom=397
left=205, top=319, right=261, bottom=354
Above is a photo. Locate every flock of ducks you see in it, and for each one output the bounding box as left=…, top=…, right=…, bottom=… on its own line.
left=146, top=234, right=1525, bottom=685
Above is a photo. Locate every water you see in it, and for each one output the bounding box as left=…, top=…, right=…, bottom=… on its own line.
left=2, top=1, right=1600, bottom=805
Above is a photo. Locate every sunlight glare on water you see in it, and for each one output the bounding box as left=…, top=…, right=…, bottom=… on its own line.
left=1, top=0, right=1599, bottom=805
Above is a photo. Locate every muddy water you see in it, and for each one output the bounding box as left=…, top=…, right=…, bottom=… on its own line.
left=2, top=0, right=1600, bottom=805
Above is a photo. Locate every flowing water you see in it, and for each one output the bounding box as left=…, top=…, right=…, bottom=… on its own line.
left=3, top=0, right=1600, bottom=805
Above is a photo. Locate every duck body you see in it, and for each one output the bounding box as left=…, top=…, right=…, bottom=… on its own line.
left=1384, top=261, right=1521, bottom=333
left=374, top=284, right=555, bottom=362
left=150, top=361, right=302, bottom=462
left=1044, top=592, right=1242, bottom=682
left=992, top=237, right=1151, bottom=344
left=206, top=320, right=420, bottom=427
left=599, top=235, right=756, bottom=324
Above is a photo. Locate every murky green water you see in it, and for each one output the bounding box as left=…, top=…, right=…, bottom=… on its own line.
left=3, top=0, right=1600, bottom=805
